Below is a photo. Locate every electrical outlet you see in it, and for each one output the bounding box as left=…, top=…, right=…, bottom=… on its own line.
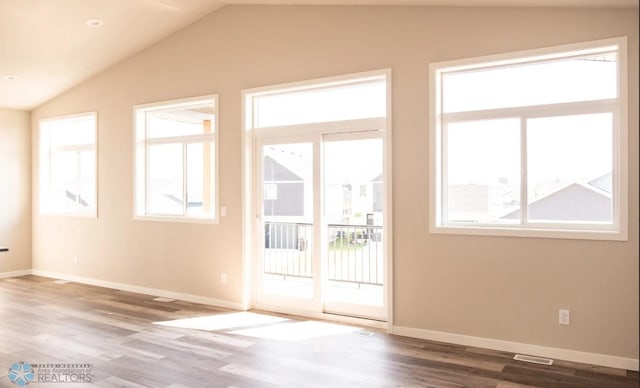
left=73, top=255, right=78, bottom=264
left=559, top=309, right=570, bottom=325
left=220, top=273, right=227, bottom=284
left=220, top=206, right=227, bottom=217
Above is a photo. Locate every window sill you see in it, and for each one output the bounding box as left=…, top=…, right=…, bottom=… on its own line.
left=430, top=224, right=627, bottom=242
left=39, top=212, right=97, bottom=219
left=133, top=215, right=219, bottom=225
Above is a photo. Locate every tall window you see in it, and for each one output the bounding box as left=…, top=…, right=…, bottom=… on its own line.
left=430, top=37, right=627, bottom=240
left=39, top=112, right=97, bottom=216
left=134, top=95, right=218, bottom=222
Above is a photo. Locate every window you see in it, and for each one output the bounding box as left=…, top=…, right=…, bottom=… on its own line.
left=39, top=112, right=97, bottom=216
left=430, top=37, right=628, bottom=240
left=246, top=75, right=386, bottom=129
left=134, top=96, right=218, bottom=222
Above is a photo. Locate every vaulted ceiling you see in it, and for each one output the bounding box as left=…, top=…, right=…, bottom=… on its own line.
left=1, top=0, right=636, bottom=110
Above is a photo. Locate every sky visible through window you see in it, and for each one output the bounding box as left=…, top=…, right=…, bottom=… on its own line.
left=443, top=53, right=616, bottom=113
left=254, top=80, right=385, bottom=128
left=442, top=53, right=616, bottom=223
left=40, top=114, right=96, bottom=214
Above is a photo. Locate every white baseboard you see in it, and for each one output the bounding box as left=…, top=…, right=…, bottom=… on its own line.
left=0, top=269, right=32, bottom=279
left=30, top=269, right=246, bottom=311
left=392, top=325, right=639, bottom=371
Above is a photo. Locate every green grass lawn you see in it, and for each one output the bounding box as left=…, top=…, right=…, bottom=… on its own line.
left=329, top=237, right=367, bottom=251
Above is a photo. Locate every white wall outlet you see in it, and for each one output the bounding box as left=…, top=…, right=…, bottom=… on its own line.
left=220, top=273, right=227, bottom=284
left=73, top=254, right=78, bottom=264
left=559, top=309, right=570, bottom=325
left=220, top=205, right=227, bottom=217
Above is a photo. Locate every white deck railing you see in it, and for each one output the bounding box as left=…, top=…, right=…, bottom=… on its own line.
left=263, top=222, right=383, bottom=286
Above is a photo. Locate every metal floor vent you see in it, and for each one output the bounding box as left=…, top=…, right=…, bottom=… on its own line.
left=513, top=354, right=554, bottom=365
left=152, top=297, right=175, bottom=302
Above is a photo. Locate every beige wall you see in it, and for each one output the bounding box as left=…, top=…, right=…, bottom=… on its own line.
left=0, top=108, right=31, bottom=273
left=31, top=6, right=638, bottom=360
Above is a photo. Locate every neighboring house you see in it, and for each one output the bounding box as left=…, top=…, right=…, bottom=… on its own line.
left=262, top=149, right=385, bottom=239
left=336, top=173, right=383, bottom=226
left=325, top=182, right=353, bottom=225
left=64, top=190, right=89, bottom=207
left=263, top=149, right=383, bottom=227
left=501, top=173, right=612, bottom=222
left=262, top=152, right=311, bottom=249
left=263, top=154, right=305, bottom=218
left=371, top=174, right=383, bottom=213
left=588, top=172, right=613, bottom=193
left=447, top=184, right=489, bottom=218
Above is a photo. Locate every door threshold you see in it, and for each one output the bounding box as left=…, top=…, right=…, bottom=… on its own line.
left=252, top=303, right=388, bottom=331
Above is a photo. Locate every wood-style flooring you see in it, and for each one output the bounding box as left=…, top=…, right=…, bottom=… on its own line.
left=0, top=276, right=637, bottom=387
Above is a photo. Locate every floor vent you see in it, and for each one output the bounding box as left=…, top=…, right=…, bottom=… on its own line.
left=153, top=297, right=175, bottom=302
left=513, top=354, right=554, bottom=365
left=53, top=280, right=71, bottom=285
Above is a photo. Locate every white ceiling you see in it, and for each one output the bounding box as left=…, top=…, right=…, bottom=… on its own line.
left=1, top=0, right=637, bottom=111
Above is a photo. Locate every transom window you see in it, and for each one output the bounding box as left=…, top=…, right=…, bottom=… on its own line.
left=134, top=96, right=218, bottom=222
left=39, top=112, right=97, bottom=216
left=430, top=37, right=628, bottom=240
left=246, top=75, right=386, bottom=129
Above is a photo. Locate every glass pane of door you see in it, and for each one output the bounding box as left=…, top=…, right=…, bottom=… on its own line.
left=324, top=137, right=385, bottom=319
left=259, top=142, right=315, bottom=303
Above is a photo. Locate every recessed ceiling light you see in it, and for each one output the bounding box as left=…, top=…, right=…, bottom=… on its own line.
left=85, top=18, right=103, bottom=28
left=2, top=74, right=17, bottom=81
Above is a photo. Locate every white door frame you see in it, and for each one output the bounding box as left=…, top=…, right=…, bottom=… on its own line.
left=241, top=69, right=393, bottom=330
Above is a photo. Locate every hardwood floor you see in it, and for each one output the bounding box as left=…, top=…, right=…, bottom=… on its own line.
left=0, top=276, right=637, bottom=387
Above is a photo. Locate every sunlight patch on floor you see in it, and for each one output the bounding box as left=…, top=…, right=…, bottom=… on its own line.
left=153, top=312, right=289, bottom=331
left=230, top=320, right=361, bottom=341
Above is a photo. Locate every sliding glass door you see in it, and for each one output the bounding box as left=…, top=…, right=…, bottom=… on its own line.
left=255, top=134, right=385, bottom=320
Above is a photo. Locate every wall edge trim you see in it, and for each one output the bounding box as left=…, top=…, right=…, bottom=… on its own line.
left=30, top=269, right=246, bottom=311
left=392, top=325, right=639, bottom=371
left=0, top=269, right=32, bottom=279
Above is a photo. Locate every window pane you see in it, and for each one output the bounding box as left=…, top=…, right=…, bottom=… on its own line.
left=527, top=113, right=612, bottom=223
left=49, top=115, right=96, bottom=147
left=446, top=119, right=521, bottom=223
left=50, top=151, right=79, bottom=212
left=443, top=53, right=616, bottom=113
left=40, top=113, right=97, bottom=216
left=79, top=150, right=96, bottom=210
left=255, top=80, right=385, bottom=128
left=146, top=102, right=215, bottom=138
left=263, top=143, right=313, bottom=220
left=324, top=138, right=383, bottom=226
left=148, top=143, right=183, bottom=215
left=186, top=142, right=215, bottom=217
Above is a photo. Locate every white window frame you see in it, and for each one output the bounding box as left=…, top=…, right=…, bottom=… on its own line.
left=429, top=37, right=628, bottom=241
left=133, top=95, right=219, bottom=224
left=39, top=112, right=98, bottom=217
